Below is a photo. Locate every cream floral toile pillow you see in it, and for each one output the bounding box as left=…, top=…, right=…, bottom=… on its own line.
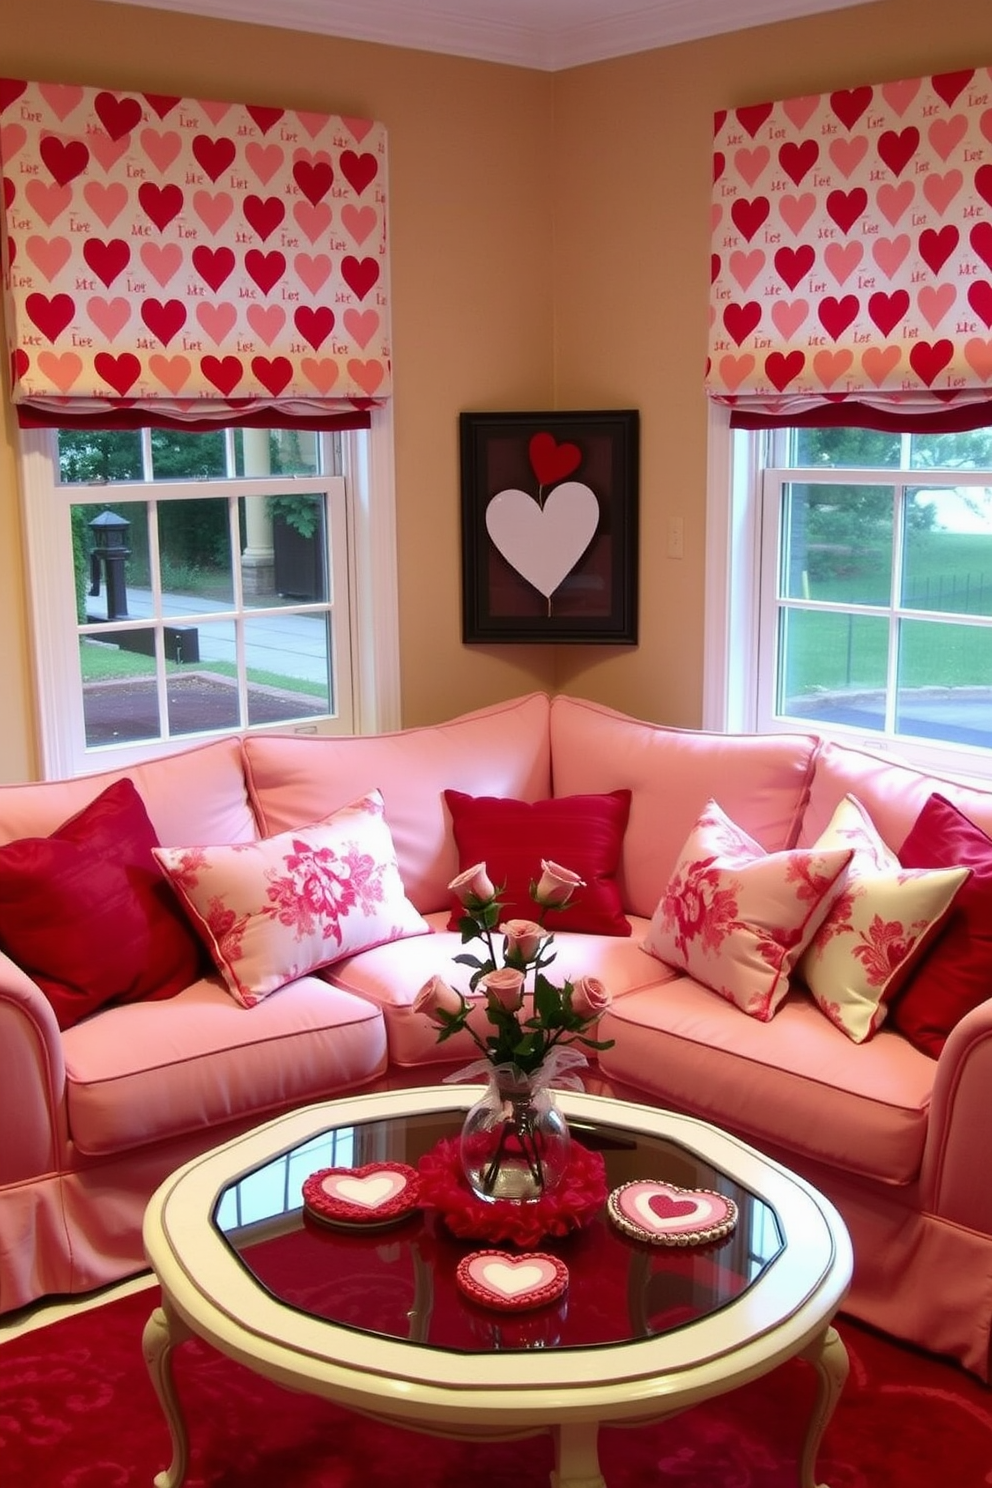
left=798, top=794, right=971, bottom=1044
left=642, top=799, right=853, bottom=1021
left=153, top=790, right=429, bottom=1007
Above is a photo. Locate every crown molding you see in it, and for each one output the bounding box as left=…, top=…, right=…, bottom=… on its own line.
left=99, top=0, right=882, bottom=71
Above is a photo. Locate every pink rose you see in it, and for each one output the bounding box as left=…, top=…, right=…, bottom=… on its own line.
left=500, top=918, right=545, bottom=962
left=570, top=975, right=611, bottom=1020
left=480, top=966, right=525, bottom=1012
left=534, top=859, right=585, bottom=908
left=413, top=975, right=465, bottom=1025
left=449, top=862, right=497, bottom=906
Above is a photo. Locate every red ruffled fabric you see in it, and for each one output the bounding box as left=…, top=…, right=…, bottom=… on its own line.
left=417, top=1136, right=608, bottom=1247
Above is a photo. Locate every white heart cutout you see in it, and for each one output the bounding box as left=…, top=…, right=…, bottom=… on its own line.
left=485, top=481, right=599, bottom=599
left=326, top=1172, right=405, bottom=1209
left=471, top=1259, right=549, bottom=1297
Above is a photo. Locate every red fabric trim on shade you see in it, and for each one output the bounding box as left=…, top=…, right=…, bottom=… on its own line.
left=728, top=398, right=992, bottom=434
left=16, top=403, right=374, bottom=433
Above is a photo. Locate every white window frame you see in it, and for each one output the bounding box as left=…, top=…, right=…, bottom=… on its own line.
left=18, top=410, right=400, bottom=779
left=704, top=406, right=992, bottom=786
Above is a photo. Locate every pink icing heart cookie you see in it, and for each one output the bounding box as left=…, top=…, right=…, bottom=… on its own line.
left=607, top=1181, right=738, bottom=1247
left=302, top=1162, right=420, bottom=1228
left=456, top=1250, right=569, bottom=1312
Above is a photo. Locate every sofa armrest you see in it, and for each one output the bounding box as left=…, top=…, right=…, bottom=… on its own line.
left=921, top=996, right=992, bottom=1234
left=0, top=952, right=65, bottom=1183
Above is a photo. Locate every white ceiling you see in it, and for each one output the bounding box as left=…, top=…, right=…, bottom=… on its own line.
left=103, top=0, right=882, bottom=71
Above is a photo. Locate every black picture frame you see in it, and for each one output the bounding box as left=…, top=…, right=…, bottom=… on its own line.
left=459, top=409, right=639, bottom=644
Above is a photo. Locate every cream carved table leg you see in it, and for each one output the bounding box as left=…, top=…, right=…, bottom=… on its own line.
left=142, top=1299, right=194, bottom=1488
left=550, top=1420, right=607, bottom=1488
left=797, top=1324, right=850, bottom=1488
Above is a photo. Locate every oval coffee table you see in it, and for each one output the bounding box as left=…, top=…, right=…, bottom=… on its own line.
left=142, top=1085, right=852, bottom=1488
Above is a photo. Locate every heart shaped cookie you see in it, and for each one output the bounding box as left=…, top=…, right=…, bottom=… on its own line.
left=607, top=1181, right=738, bottom=1247
left=456, top=1250, right=569, bottom=1312
left=302, top=1162, right=420, bottom=1228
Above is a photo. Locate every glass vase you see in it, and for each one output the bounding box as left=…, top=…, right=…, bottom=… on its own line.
left=460, top=1064, right=571, bottom=1203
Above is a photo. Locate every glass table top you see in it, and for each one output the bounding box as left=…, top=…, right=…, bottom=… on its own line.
left=212, top=1108, right=783, bottom=1355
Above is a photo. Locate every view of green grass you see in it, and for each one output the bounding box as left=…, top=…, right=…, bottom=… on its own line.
left=785, top=530, right=992, bottom=697
left=79, top=640, right=328, bottom=700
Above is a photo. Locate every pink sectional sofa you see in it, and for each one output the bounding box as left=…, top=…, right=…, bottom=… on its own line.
left=1, top=692, right=990, bottom=1382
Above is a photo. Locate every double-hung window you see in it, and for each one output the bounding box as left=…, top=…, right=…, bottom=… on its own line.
left=710, top=418, right=992, bottom=779
left=20, top=419, right=398, bottom=778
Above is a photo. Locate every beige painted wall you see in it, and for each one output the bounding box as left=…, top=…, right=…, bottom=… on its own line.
left=0, top=0, right=989, bottom=780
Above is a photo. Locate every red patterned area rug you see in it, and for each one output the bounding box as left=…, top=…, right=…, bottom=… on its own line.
left=2, top=1290, right=990, bottom=1488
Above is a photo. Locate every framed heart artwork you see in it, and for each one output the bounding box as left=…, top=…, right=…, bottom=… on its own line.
left=459, top=409, right=639, bottom=643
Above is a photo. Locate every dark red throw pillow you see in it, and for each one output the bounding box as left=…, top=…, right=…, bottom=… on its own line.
left=444, top=789, right=632, bottom=936
left=894, top=793, right=992, bottom=1059
left=0, top=777, right=207, bottom=1030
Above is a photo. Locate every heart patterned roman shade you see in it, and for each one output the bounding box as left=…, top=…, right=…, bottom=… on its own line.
left=706, top=64, right=992, bottom=430
left=0, top=78, right=390, bottom=428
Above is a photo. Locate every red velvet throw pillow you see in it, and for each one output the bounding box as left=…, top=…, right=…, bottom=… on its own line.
left=893, top=793, right=992, bottom=1059
left=0, top=778, right=207, bottom=1030
left=443, top=789, right=632, bottom=936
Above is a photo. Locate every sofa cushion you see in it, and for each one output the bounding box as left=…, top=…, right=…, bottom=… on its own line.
left=548, top=695, right=819, bottom=919
left=597, top=978, right=937, bottom=1186
left=443, top=788, right=632, bottom=935
left=0, top=778, right=206, bottom=1030
left=642, top=798, right=852, bottom=1022
left=243, top=692, right=552, bottom=915
left=0, top=735, right=258, bottom=850
left=799, top=737, right=992, bottom=851
left=154, top=791, right=428, bottom=1008
left=893, top=793, right=992, bottom=1058
left=326, top=911, right=666, bottom=1066
left=799, top=795, right=969, bottom=1044
left=61, top=975, right=388, bottom=1157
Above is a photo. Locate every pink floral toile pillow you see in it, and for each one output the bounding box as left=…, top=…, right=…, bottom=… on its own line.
left=153, top=790, right=429, bottom=1007
left=797, top=794, right=971, bottom=1044
left=642, top=799, right=853, bottom=1021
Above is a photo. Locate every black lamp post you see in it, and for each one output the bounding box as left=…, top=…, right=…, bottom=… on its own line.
left=89, top=510, right=131, bottom=621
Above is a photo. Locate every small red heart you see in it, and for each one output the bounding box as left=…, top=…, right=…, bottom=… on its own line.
left=341, top=255, right=379, bottom=301
left=294, top=305, right=335, bottom=351
left=251, top=355, right=293, bottom=396
left=528, top=432, right=581, bottom=486
left=95, top=351, right=141, bottom=396
left=244, top=194, right=286, bottom=242
left=649, top=1193, right=698, bottom=1220
left=244, top=249, right=286, bottom=296
left=140, top=298, right=187, bottom=348
left=192, top=134, right=236, bottom=183
left=94, top=91, right=143, bottom=142
left=340, top=150, right=378, bottom=195
left=246, top=105, right=284, bottom=136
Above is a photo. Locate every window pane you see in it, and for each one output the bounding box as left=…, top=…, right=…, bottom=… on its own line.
left=908, top=430, right=992, bottom=472
left=80, top=633, right=161, bottom=746
left=781, top=483, right=893, bottom=605
left=167, top=620, right=241, bottom=736
left=59, top=429, right=142, bottom=483
left=243, top=613, right=331, bottom=726
left=79, top=500, right=150, bottom=624
left=777, top=608, right=888, bottom=731
left=903, top=488, right=992, bottom=617
left=150, top=428, right=228, bottom=480
left=232, top=429, right=322, bottom=477
left=159, top=496, right=234, bottom=605
left=790, top=427, right=900, bottom=468
left=897, top=619, right=992, bottom=748
left=270, top=497, right=327, bottom=602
